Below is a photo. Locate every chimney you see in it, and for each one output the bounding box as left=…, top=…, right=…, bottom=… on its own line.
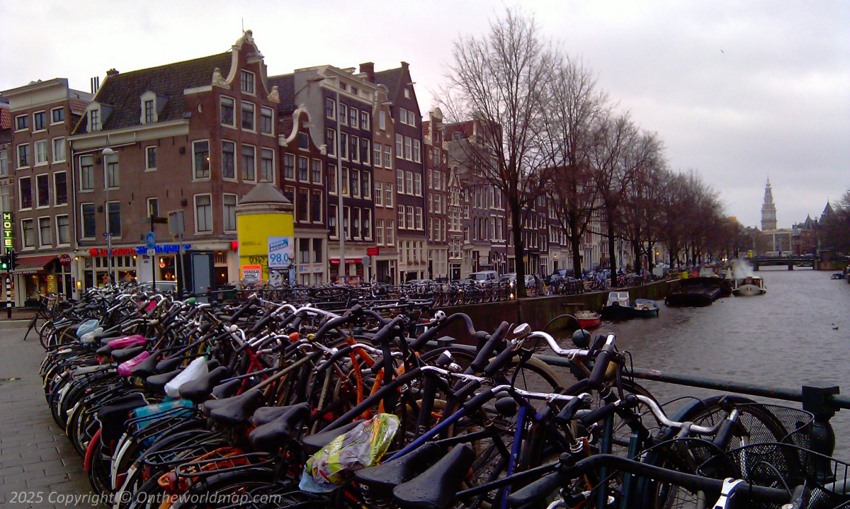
left=359, top=62, right=375, bottom=82
left=90, top=76, right=100, bottom=94
left=106, top=68, right=120, bottom=78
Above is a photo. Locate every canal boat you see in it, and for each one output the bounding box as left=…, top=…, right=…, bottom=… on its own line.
left=632, top=298, right=660, bottom=317
left=731, top=276, right=767, bottom=296
left=665, top=277, right=731, bottom=307
left=575, top=310, right=602, bottom=329
left=601, top=292, right=634, bottom=320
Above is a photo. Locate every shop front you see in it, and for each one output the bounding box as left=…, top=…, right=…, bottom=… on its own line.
left=13, top=255, right=60, bottom=306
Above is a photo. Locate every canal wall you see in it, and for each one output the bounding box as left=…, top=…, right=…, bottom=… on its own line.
left=436, top=279, right=674, bottom=339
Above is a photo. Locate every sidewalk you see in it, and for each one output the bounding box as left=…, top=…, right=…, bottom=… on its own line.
left=0, top=324, right=96, bottom=508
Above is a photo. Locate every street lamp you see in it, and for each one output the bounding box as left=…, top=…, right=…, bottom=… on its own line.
left=102, top=147, right=115, bottom=284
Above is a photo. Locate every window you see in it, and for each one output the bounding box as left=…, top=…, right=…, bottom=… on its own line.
left=56, top=215, right=70, bottom=245
left=195, top=195, right=212, bottom=233
left=283, top=185, right=295, bottom=206
left=349, top=107, right=358, bottom=129
left=15, top=115, right=28, bottom=131
left=54, top=172, right=67, bottom=205
left=105, top=153, right=119, bottom=188
left=311, top=190, right=322, bottom=223
left=397, top=170, right=404, bottom=194
left=145, top=146, right=157, bottom=171
left=53, top=137, right=66, bottom=163
left=298, top=156, right=309, bottom=182
left=379, top=111, right=387, bottom=130
left=404, top=88, right=411, bottom=99
left=299, top=238, right=310, bottom=264
left=416, top=207, right=423, bottom=230
left=241, top=70, right=255, bottom=94
left=399, top=108, right=406, bottom=125
left=414, top=173, right=422, bottom=196
left=221, top=141, right=235, bottom=179
left=342, top=167, right=349, bottom=196
left=386, top=220, right=394, bottom=245
left=297, top=188, right=309, bottom=222
left=194, top=140, right=210, bottom=179
left=260, top=107, right=273, bottom=135
left=360, top=138, right=370, bottom=164
left=384, top=146, right=392, bottom=169
left=374, top=143, right=382, bottom=168
left=339, top=103, right=348, bottom=126
left=406, top=171, right=414, bottom=196
left=362, top=209, right=372, bottom=239
left=349, top=135, right=358, bottom=162
left=17, top=144, right=30, bottom=168
left=107, top=202, right=121, bottom=237
left=241, top=145, right=256, bottom=181
left=89, top=109, right=100, bottom=131
left=328, top=204, right=337, bottom=237
left=395, top=134, right=403, bottom=158
left=404, top=136, right=412, bottom=161
left=362, top=171, right=371, bottom=199
left=340, top=133, right=348, bottom=159
left=413, top=139, right=421, bottom=163
left=144, top=99, right=155, bottom=124
left=385, top=184, right=393, bottom=208
left=22, top=219, right=35, bottom=248
left=328, top=166, right=337, bottom=195
left=219, top=97, right=236, bottom=127
left=376, top=219, right=384, bottom=245
left=37, top=174, right=49, bottom=208
left=351, top=170, right=360, bottom=198
left=34, top=140, right=48, bottom=166
left=33, top=111, right=46, bottom=131
left=398, top=206, right=405, bottom=229
left=241, top=102, right=255, bottom=131
left=19, top=176, right=32, bottom=209
left=81, top=203, right=96, bottom=238
left=311, top=159, right=322, bottom=184
left=313, top=238, right=323, bottom=263
left=0, top=151, right=7, bottom=177
left=326, top=129, right=336, bottom=157
left=80, top=155, right=93, bottom=191
left=351, top=207, right=359, bottom=239
left=223, top=194, right=237, bottom=232
left=325, top=98, right=336, bottom=119
left=147, top=197, right=159, bottom=218
left=260, top=149, right=274, bottom=183
left=360, top=110, right=369, bottom=130
left=38, top=217, right=52, bottom=247
left=374, top=182, right=383, bottom=206
left=51, top=107, right=64, bottom=124
left=284, top=154, right=295, bottom=180
left=407, top=206, right=414, bottom=231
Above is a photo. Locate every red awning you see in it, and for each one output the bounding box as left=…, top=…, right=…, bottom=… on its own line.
left=13, top=255, right=58, bottom=275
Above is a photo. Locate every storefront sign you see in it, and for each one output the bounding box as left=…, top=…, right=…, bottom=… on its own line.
left=241, top=264, right=262, bottom=283
left=267, top=236, right=293, bottom=269
left=59, top=254, right=72, bottom=266
left=87, top=244, right=191, bottom=257
left=2, top=212, right=13, bottom=250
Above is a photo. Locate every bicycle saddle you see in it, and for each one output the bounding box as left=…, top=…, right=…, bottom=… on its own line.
left=144, top=368, right=183, bottom=392
left=178, top=366, right=232, bottom=404
left=355, top=442, right=444, bottom=495
left=302, top=420, right=363, bottom=454
left=110, top=345, right=147, bottom=363
left=202, top=388, right=264, bottom=426
left=393, top=444, right=475, bottom=509
left=129, top=353, right=161, bottom=379
left=210, top=378, right=241, bottom=400
left=248, top=403, right=311, bottom=451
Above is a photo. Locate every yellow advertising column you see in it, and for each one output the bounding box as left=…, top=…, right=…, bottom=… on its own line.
left=235, top=184, right=294, bottom=284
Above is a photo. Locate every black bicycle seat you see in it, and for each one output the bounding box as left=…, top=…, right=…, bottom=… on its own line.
left=248, top=403, right=311, bottom=451
left=110, top=345, right=146, bottom=363
left=355, top=442, right=443, bottom=496
left=178, top=366, right=231, bottom=404
left=393, top=444, right=475, bottom=509
left=202, top=388, right=264, bottom=426
left=302, top=420, right=363, bottom=454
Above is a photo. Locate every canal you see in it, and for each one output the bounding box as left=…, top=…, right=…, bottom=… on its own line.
left=592, top=266, right=850, bottom=457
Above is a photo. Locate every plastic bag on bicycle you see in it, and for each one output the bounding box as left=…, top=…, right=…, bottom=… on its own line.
left=300, top=413, right=400, bottom=493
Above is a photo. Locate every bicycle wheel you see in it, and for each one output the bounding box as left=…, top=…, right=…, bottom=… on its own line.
left=642, top=395, right=796, bottom=509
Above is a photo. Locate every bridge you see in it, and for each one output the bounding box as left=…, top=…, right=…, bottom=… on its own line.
left=751, top=255, right=814, bottom=270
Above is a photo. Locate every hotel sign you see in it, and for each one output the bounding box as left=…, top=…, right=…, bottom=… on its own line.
left=2, top=212, right=13, bottom=250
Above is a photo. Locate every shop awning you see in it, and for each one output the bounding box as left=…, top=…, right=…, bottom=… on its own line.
left=13, top=255, right=58, bottom=275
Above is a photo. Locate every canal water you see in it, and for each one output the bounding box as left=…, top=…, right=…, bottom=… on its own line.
left=586, top=267, right=850, bottom=457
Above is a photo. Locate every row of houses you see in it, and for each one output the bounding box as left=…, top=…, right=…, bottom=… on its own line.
left=0, top=31, right=616, bottom=304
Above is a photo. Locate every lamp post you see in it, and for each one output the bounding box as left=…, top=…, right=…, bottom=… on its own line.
left=102, top=147, right=115, bottom=284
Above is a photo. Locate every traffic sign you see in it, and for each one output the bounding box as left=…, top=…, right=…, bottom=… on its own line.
left=145, top=231, right=157, bottom=250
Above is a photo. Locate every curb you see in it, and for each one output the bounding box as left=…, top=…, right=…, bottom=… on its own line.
left=0, top=319, right=30, bottom=330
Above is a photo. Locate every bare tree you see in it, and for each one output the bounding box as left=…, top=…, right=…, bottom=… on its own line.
left=540, top=56, right=608, bottom=276
left=440, top=8, right=554, bottom=297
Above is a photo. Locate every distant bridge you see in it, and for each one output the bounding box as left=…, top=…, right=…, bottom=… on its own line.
left=751, top=255, right=814, bottom=270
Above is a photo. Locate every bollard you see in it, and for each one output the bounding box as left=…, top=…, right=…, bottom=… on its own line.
left=802, top=383, right=839, bottom=481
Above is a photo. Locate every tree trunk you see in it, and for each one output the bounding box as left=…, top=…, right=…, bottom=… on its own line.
left=569, top=213, right=582, bottom=276
left=512, top=204, right=526, bottom=298
left=607, top=206, right=617, bottom=287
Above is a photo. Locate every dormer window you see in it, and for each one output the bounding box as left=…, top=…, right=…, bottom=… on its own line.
left=139, top=91, right=163, bottom=124
left=89, top=109, right=101, bottom=131
left=86, top=102, right=112, bottom=132
left=241, top=70, right=255, bottom=95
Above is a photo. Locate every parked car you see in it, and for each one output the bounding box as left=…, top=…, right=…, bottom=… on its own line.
left=501, top=273, right=537, bottom=287
left=467, top=270, right=499, bottom=286
left=547, top=269, right=574, bottom=284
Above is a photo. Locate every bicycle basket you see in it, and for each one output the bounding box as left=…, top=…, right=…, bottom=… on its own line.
left=691, top=403, right=815, bottom=447
left=698, top=442, right=850, bottom=509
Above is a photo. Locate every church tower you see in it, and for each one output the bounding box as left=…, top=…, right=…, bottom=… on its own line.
left=761, top=178, right=777, bottom=231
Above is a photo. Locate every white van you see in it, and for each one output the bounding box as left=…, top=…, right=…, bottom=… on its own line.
left=467, top=270, right=499, bottom=285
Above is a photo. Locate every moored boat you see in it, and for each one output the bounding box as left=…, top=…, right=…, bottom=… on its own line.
left=601, top=292, right=634, bottom=320
left=632, top=298, right=660, bottom=318
left=665, top=277, right=731, bottom=307
left=575, top=310, right=602, bottom=329
left=731, top=276, right=766, bottom=296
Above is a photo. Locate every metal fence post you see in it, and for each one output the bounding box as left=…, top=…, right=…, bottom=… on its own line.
left=802, top=384, right=839, bottom=480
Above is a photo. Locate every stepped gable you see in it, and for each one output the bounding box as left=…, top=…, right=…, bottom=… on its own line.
left=76, top=52, right=232, bottom=133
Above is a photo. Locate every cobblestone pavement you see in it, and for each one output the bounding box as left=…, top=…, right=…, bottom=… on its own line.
left=0, top=323, right=98, bottom=508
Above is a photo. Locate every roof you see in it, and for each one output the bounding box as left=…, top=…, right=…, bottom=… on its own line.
left=267, top=74, right=295, bottom=111
left=239, top=183, right=291, bottom=205
left=374, top=67, right=403, bottom=98
left=0, top=102, right=10, bottom=130
left=78, top=52, right=233, bottom=133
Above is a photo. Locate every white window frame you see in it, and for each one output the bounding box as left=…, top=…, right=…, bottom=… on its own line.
left=223, top=193, right=238, bottom=233
left=38, top=216, right=52, bottom=247
left=374, top=182, right=383, bottom=206
left=53, top=171, right=68, bottom=206
left=220, top=96, right=236, bottom=128
left=55, top=214, right=70, bottom=246
left=34, top=140, right=49, bottom=166
left=21, top=218, right=35, bottom=249
left=18, top=176, right=32, bottom=210
left=260, top=148, right=275, bottom=184
left=80, top=203, right=96, bottom=239
left=241, top=69, right=256, bottom=95
left=221, top=140, right=236, bottom=181
left=33, top=110, right=47, bottom=132
left=260, top=106, right=274, bottom=135
left=140, top=92, right=158, bottom=124
left=51, top=107, right=64, bottom=125
left=379, top=110, right=386, bottom=130
left=17, top=144, right=30, bottom=169
left=193, top=140, right=211, bottom=180
left=241, top=101, right=256, bottom=132
left=241, top=144, right=256, bottom=182
left=146, top=197, right=159, bottom=218
left=104, top=152, right=119, bottom=189
left=15, top=114, right=28, bottom=131
left=385, top=184, right=393, bottom=208
left=145, top=146, right=157, bottom=171
left=194, top=194, right=213, bottom=234
left=52, top=137, right=66, bottom=163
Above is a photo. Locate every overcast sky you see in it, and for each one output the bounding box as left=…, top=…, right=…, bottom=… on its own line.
left=2, top=0, right=846, bottom=228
